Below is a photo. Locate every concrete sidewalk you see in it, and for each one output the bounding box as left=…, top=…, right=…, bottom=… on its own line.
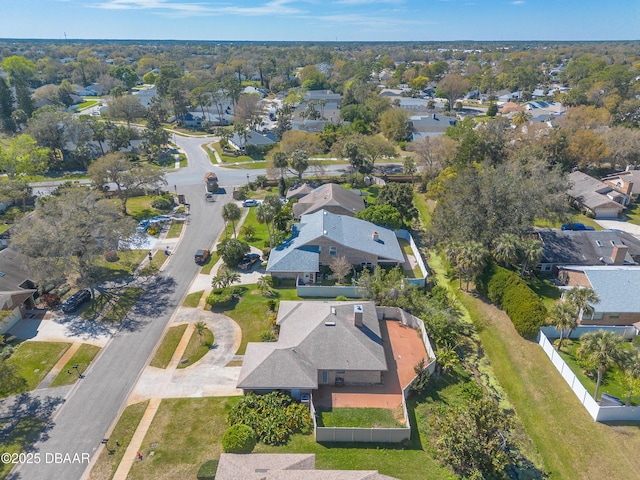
left=37, top=342, right=80, bottom=389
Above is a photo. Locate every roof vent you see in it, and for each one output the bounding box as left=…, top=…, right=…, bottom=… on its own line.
left=372, top=231, right=379, bottom=242
left=331, top=307, right=336, bottom=315
left=323, top=230, right=327, bottom=235
left=324, top=321, right=336, bottom=326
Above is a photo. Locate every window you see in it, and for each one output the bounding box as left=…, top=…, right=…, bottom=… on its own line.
left=337, top=370, right=345, bottom=374
left=592, top=312, right=603, bottom=320
left=322, top=371, right=328, bottom=383
left=318, top=246, right=322, bottom=253
left=329, top=246, right=337, bottom=256
left=608, top=313, right=620, bottom=318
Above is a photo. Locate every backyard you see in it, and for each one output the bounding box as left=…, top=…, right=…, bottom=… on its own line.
left=316, top=407, right=404, bottom=428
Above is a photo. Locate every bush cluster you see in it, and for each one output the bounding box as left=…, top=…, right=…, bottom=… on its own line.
left=227, top=391, right=312, bottom=445
left=480, top=265, right=547, bottom=339
left=206, top=286, right=245, bottom=308
left=196, top=459, right=219, bottom=480
left=151, top=195, right=174, bottom=211
left=221, top=424, right=256, bottom=453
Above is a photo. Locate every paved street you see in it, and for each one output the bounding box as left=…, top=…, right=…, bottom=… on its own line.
left=12, top=135, right=229, bottom=480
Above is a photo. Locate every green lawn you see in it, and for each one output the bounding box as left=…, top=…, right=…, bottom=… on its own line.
left=399, top=239, right=422, bottom=278
left=624, top=203, right=640, bottom=226
left=122, top=195, right=174, bottom=222
left=166, top=221, right=184, bottom=238
left=317, top=408, right=404, bottom=428
left=177, top=327, right=214, bottom=369
left=207, top=142, right=257, bottom=163
left=558, top=341, right=638, bottom=405
left=126, top=397, right=240, bottom=480
left=49, top=344, right=101, bottom=387
left=77, top=99, right=98, bottom=110
left=534, top=208, right=602, bottom=230
left=526, top=275, right=561, bottom=308
left=93, top=250, right=148, bottom=282
left=150, top=324, right=188, bottom=368
left=238, top=207, right=269, bottom=251
left=88, top=400, right=150, bottom=480
left=5, top=342, right=71, bottom=394
left=101, top=287, right=144, bottom=323
left=220, top=285, right=300, bottom=355
left=412, top=191, right=432, bottom=228
left=199, top=251, right=220, bottom=275
left=139, top=251, right=168, bottom=276
left=182, top=290, right=204, bottom=308
left=0, top=416, right=46, bottom=478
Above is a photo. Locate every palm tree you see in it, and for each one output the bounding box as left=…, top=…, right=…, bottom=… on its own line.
left=195, top=321, right=206, bottom=345
left=219, top=266, right=241, bottom=287
left=272, top=151, right=289, bottom=182
left=256, top=203, right=275, bottom=248
left=578, top=330, right=626, bottom=401
left=548, top=302, right=576, bottom=351
left=222, top=202, right=242, bottom=239
left=518, top=237, right=542, bottom=278
left=565, top=286, right=600, bottom=322
left=622, top=352, right=640, bottom=406
left=492, top=233, right=519, bottom=268
left=457, top=241, right=487, bottom=292
left=512, top=110, right=531, bottom=127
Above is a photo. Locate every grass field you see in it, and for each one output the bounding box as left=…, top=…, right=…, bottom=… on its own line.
left=177, top=327, right=214, bottom=368
left=5, top=342, right=71, bottom=394
left=220, top=285, right=299, bottom=355
left=165, top=221, right=184, bottom=238
left=182, top=290, right=204, bottom=308
left=199, top=251, right=221, bottom=275
left=93, top=250, right=148, bottom=282
left=102, top=287, right=144, bottom=323
left=50, top=344, right=101, bottom=387
left=238, top=208, right=269, bottom=251
left=122, top=195, right=173, bottom=222
left=625, top=203, right=640, bottom=226
left=412, top=191, right=432, bottom=228
left=150, top=324, right=188, bottom=368
left=88, top=401, right=150, bottom=480
left=0, top=416, right=46, bottom=478
left=316, top=408, right=404, bottom=428
left=139, top=251, right=167, bottom=277
left=534, top=208, right=602, bottom=230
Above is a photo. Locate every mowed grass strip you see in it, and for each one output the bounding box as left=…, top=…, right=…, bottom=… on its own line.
left=150, top=324, right=188, bottom=368
left=50, top=344, right=101, bottom=387
left=88, top=400, right=150, bottom=480
left=182, top=290, right=204, bottom=308
left=165, top=221, right=184, bottom=238
left=102, top=287, right=144, bottom=323
left=456, top=290, right=640, bottom=480
left=199, top=251, right=220, bottom=275
left=6, top=342, right=71, bottom=392
left=126, top=397, right=240, bottom=480
left=177, top=327, right=214, bottom=368
left=317, top=408, right=404, bottom=428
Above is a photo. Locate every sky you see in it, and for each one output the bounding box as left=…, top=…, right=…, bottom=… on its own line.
left=2, top=0, right=638, bottom=42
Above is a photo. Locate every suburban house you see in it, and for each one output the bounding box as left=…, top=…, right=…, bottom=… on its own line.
left=237, top=301, right=387, bottom=397
left=266, top=210, right=404, bottom=284
left=602, top=165, right=640, bottom=199
left=567, top=171, right=630, bottom=219
left=286, top=183, right=315, bottom=201
left=536, top=228, right=640, bottom=272
left=0, top=248, right=38, bottom=334
left=557, top=265, right=640, bottom=326
left=215, top=453, right=399, bottom=480
left=410, top=113, right=457, bottom=140
left=292, top=183, right=365, bottom=219
left=228, top=130, right=276, bottom=152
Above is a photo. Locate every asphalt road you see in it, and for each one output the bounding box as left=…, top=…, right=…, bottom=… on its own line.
left=13, top=135, right=230, bottom=480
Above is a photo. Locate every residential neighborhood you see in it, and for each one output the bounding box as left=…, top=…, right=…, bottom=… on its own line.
left=0, top=36, right=640, bottom=480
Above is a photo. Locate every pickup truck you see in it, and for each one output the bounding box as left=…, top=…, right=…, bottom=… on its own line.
left=195, top=249, right=210, bottom=265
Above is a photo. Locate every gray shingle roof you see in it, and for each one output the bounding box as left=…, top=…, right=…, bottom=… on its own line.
left=293, top=183, right=365, bottom=218
left=561, top=266, right=640, bottom=313
left=568, top=171, right=626, bottom=212
left=537, top=228, right=640, bottom=265
left=266, top=210, right=404, bottom=274
left=237, top=301, right=387, bottom=390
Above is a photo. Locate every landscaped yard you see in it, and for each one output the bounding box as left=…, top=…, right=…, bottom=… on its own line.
left=219, top=285, right=300, bottom=355
left=399, top=238, right=423, bottom=278
left=625, top=203, right=640, bottom=226
left=534, top=208, right=602, bottom=230
left=237, top=208, right=269, bottom=251
left=557, top=340, right=638, bottom=405
left=50, top=344, right=101, bottom=387
left=177, top=326, right=213, bottom=368
left=199, top=251, right=220, bottom=275
left=182, top=290, right=204, bottom=308
left=165, top=220, right=184, bottom=238
left=88, top=400, right=149, bottom=480
left=120, top=195, right=174, bottom=222
left=84, top=287, right=144, bottom=324
left=93, top=250, right=148, bottom=282
left=150, top=324, right=188, bottom=368
left=526, top=274, right=561, bottom=308
left=5, top=341, right=71, bottom=395
left=139, top=251, right=167, bottom=276
left=316, top=407, right=404, bottom=428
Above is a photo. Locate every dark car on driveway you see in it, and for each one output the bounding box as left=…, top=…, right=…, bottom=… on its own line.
left=61, top=289, right=91, bottom=313
left=238, top=253, right=261, bottom=270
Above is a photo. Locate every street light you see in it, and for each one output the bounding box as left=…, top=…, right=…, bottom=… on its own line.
left=246, top=174, right=250, bottom=184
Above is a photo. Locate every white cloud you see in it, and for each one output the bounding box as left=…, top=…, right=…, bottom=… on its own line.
left=92, top=0, right=303, bottom=16
left=511, top=0, right=525, bottom=4
left=334, top=0, right=404, bottom=4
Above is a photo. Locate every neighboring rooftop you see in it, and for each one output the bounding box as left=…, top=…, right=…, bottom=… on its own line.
left=568, top=171, right=627, bottom=212
left=216, top=453, right=399, bottom=480
left=293, top=183, right=365, bottom=218
left=0, top=248, right=34, bottom=292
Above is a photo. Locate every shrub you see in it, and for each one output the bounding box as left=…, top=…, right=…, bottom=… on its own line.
left=40, top=293, right=61, bottom=309
left=103, top=250, right=119, bottom=262
left=221, top=424, right=256, bottom=453
left=152, top=195, right=174, bottom=211
left=335, top=295, right=348, bottom=301
left=196, top=460, right=219, bottom=480
left=206, top=288, right=234, bottom=307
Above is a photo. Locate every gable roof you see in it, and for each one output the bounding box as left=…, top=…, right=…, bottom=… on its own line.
left=286, top=183, right=315, bottom=200
left=237, top=301, right=387, bottom=390
left=0, top=248, right=35, bottom=292
left=266, top=210, right=404, bottom=274
left=216, top=453, right=399, bottom=480
left=602, top=168, right=640, bottom=196
left=559, top=266, right=640, bottom=313
left=568, top=171, right=626, bottom=211
left=292, top=183, right=365, bottom=218
left=537, top=228, right=640, bottom=265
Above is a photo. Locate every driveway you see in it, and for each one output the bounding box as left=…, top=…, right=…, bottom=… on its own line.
left=595, top=218, right=640, bottom=238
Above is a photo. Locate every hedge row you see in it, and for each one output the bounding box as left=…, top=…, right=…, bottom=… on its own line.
left=478, top=265, right=547, bottom=339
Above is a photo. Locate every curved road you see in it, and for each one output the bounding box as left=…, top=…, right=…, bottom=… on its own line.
left=14, top=135, right=229, bottom=480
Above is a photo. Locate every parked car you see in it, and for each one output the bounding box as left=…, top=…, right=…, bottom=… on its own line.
left=561, top=223, right=595, bottom=231
left=195, top=249, right=210, bottom=265
left=61, top=289, right=92, bottom=313
left=238, top=253, right=261, bottom=270
left=242, top=199, right=260, bottom=207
